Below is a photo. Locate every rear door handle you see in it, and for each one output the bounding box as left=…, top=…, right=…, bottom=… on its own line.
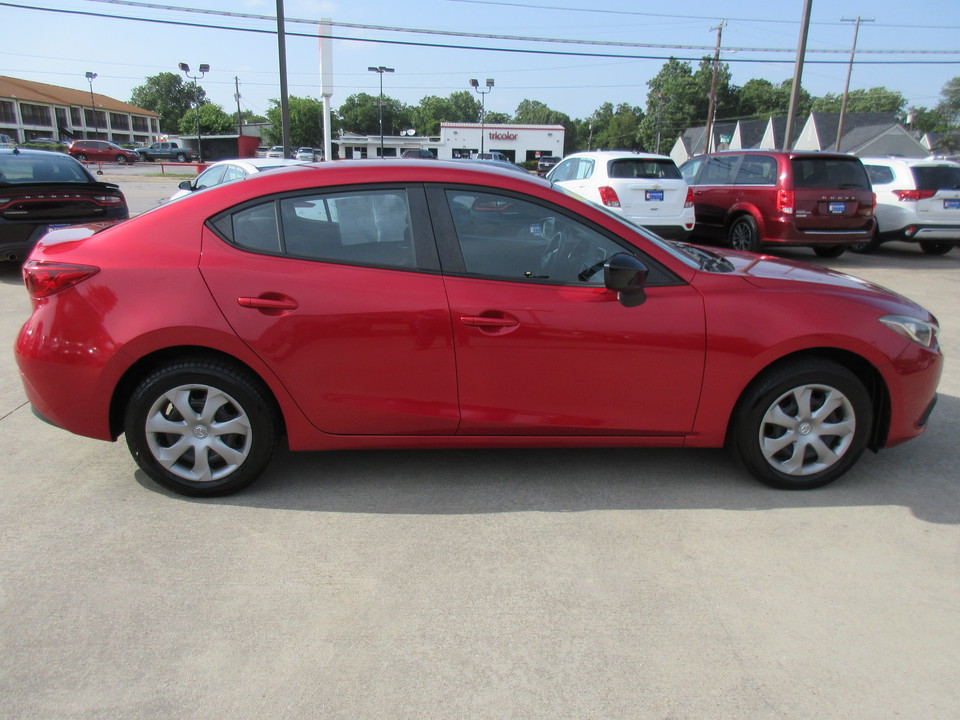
left=460, top=315, right=519, bottom=328
left=238, top=296, right=299, bottom=311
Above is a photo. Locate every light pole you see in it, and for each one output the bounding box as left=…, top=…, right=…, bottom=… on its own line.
left=368, top=66, right=394, bottom=158
left=85, top=71, right=97, bottom=139
left=469, top=78, right=494, bottom=154
left=178, top=62, right=210, bottom=162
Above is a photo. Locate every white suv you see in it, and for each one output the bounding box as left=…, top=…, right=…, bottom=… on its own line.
left=547, top=151, right=695, bottom=240
left=857, top=157, right=960, bottom=255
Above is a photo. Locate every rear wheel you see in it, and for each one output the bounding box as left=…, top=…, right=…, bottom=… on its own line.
left=75, top=153, right=87, bottom=162
left=176, top=153, right=187, bottom=163
left=813, top=245, right=845, bottom=258
left=730, top=359, right=872, bottom=490
left=115, top=154, right=128, bottom=164
left=919, top=241, right=952, bottom=255
left=124, top=358, right=279, bottom=497
left=728, top=215, right=761, bottom=253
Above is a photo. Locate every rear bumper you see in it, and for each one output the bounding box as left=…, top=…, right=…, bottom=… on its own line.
left=761, top=215, right=876, bottom=246
left=882, top=224, right=960, bottom=243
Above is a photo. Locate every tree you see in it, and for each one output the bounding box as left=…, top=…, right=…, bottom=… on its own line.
left=130, top=72, right=204, bottom=134
left=412, top=91, right=481, bottom=135
left=514, top=99, right=569, bottom=126
left=935, top=76, right=960, bottom=125
left=178, top=103, right=236, bottom=136
left=637, top=58, right=706, bottom=152
left=811, top=87, right=907, bottom=117
left=338, top=93, right=411, bottom=137
left=738, top=79, right=811, bottom=119
left=906, top=106, right=952, bottom=134
left=586, top=102, right=644, bottom=150
left=263, top=96, right=329, bottom=147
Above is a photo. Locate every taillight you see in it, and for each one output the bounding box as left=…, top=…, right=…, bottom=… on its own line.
left=598, top=186, right=620, bottom=207
left=93, top=194, right=126, bottom=207
left=776, top=189, right=794, bottom=215
left=22, top=260, right=99, bottom=298
left=892, top=189, right=936, bottom=201
left=684, top=187, right=694, bottom=208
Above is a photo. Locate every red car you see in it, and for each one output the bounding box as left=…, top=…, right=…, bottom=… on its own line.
left=67, top=139, right=140, bottom=164
left=15, top=161, right=942, bottom=496
left=679, top=151, right=876, bottom=258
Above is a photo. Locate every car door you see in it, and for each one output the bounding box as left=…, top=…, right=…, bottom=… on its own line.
left=429, top=186, right=706, bottom=436
left=199, top=185, right=460, bottom=435
left=690, top=154, right=742, bottom=236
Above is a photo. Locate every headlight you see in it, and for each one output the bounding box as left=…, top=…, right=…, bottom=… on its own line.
left=879, top=315, right=939, bottom=348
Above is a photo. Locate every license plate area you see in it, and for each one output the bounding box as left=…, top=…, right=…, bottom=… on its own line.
left=944, top=199, right=960, bottom=210
left=827, top=202, right=846, bottom=214
left=645, top=190, right=664, bottom=202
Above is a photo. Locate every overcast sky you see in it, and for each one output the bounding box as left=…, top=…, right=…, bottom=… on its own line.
left=4, top=0, right=958, bottom=122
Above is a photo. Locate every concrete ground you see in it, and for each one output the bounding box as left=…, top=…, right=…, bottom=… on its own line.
left=1, top=171, right=958, bottom=719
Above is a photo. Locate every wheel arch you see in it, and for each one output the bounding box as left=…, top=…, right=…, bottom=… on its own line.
left=725, top=205, right=766, bottom=239
left=724, top=347, right=891, bottom=451
left=108, top=345, right=287, bottom=444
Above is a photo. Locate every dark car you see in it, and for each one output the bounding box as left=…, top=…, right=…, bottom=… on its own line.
left=15, top=160, right=941, bottom=497
left=0, top=148, right=128, bottom=262
left=679, top=151, right=876, bottom=257
left=401, top=149, right=436, bottom=159
left=68, top=139, right=140, bottom=164
left=537, top=155, right=560, bottom=175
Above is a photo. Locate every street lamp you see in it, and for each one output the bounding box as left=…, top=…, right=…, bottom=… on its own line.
left=368, top=66, right=394, bottom=158
left=469, top=78, right=494, bottom=154
left=178, top=62, right=210, bottom=162
left=85, top=71, right=98, bottom=139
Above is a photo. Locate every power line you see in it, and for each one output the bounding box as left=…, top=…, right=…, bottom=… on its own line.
left=5, top=2, right=958, bottom=65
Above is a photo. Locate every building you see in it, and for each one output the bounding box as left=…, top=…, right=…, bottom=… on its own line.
left=0, top=75, right=160, bottom=146
left=670, top=112, right=929, bottom=165
left=336, top=122, right=566, bottom=163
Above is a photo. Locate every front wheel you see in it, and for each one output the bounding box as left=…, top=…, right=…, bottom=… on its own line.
left=75, top=153, right=87, bottom=162
left=813, top=245, right=845, bottom=258
left=115, top=154, right=128, bottom=164
left=728, top=215, right=761, bottom=253
left=919, top=241, right=952, bottom=255
left=175, top=153, right=187, bottom=163
left=124, top=358, right=279, bottom=496
left=730, top=359, right=872, bottom=490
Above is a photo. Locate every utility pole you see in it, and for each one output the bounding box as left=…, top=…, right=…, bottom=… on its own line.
left=276, top=0, right=291, bottom=158
left=702, top=20, right=726, bottom=155
left=234, top=76, right=243, bottom=138
left=784, top=0, right=813, bottom=150
left=836, top=16, right=874, bottom=151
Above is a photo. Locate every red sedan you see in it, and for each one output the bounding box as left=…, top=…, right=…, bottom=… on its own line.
left=14, top=161, right=942, bottom=496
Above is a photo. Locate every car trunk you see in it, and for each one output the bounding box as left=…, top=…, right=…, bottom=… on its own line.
left=790, top=156, right=874, bottom=231
left=606, top=158, right=688, bottom=219
left=912, top=165, right=960, bottom=222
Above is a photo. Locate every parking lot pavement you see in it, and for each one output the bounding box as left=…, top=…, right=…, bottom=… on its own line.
left=1, top=210, right=958, bottom=718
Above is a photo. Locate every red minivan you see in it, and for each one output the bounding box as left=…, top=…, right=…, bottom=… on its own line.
left=679, top=151, right=876, bottom=257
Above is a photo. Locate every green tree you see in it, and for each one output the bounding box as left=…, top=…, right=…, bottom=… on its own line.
left=412, top=91, right=481, bottom=135
left=178, top=103, right=235, bottom=136
left=637, top=58, right=704, bottom=152
left=811, top=87, right=907, bottom=117
left=262, top=96, right=329, bottom=147
left=514, top=99, right=569, bottom=126
left=338, top=93, right=411, bottom=137
left=907, top=106, right=952, bottom=134
left=587, top=102, right=644, bottom=150
left=935, top=76, right=960, bottom=125
left=485, top=111, right=512, bottom=124
left=738, top=78, right=811, bottom=118
left=130, top=72, right=204, bottom=134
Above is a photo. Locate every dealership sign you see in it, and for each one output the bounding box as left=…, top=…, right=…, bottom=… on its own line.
left=489, top=131, right=518, bottom=141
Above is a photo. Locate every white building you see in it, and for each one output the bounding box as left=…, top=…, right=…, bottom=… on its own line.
left=337, top=122, right=565, bottom=163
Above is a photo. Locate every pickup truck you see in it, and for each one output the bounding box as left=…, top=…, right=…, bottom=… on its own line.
left=136, top=142, right=196, bottom=163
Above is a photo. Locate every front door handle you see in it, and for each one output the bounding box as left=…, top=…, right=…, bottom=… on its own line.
left=238, top=295, right=299, bottom=312
left=460, top=315, right=518, bottom=328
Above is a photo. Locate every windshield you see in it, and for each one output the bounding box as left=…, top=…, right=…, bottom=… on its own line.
left=0, top=153, right=92, bottom=184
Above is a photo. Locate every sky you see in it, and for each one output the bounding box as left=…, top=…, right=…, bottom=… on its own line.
left=2, top=0, right=958, bottom=125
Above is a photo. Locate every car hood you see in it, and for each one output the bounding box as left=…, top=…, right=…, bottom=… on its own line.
left=708, top=248, right=926, bottom=310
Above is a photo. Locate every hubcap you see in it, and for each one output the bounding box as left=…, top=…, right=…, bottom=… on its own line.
left=759, top=384, right=856, bottom=476
left=145, top=384, right=252, bottom=483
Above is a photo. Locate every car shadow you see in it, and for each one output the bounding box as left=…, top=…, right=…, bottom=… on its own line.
left=135, top=393, right=960, bottom=526
left=0, top=262, right=23, bottom=285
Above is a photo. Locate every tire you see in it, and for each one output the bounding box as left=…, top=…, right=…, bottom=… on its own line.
left=919, top=241, right=952, bottom=255
left=813, top=245, right=845, bottom=258
left=124, top=358, right=279, bottom=497
left=115, top=154, right=128, bottom=164
left=728, top=215, right=761, bottom=253
left=730, top=359, right=872, bottom=490
left=175, top=153, right=187, bottom=163
left=850, top=229, right=881, bottom=254
left=76, top=153, right=87, bottom=162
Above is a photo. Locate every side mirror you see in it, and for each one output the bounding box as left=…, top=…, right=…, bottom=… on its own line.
left=604, top=252, right=649, bottom=307
left=178, top=180, right=193, bottom=191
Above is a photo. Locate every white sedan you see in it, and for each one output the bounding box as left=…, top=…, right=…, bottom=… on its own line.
left=168, top=158, right=302, bottom=201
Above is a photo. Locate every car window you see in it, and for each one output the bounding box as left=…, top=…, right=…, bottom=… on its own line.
left=679, top=157, right=703, bottom=184
left=701, top=155, right=740, bottom=185
left=607, top=158, right=681, bottom=179
left=277, top=189, right=416, bottom=269
left=549, top=158, right=577, bottom=182
left=573, top=159, right=595, bottom=180
left=911, top=165, right=960, bottom=191
left=443, top=189, right=628, bottom=285
left=222, top=166, right=246, bottom=183
left=735, top=156, right=778, bottom=185
left=791, top=158, right=870, bottom=189
left=227, top=202, right=282, bottom=254
left=865, top=165, right=895, bottom=185
left=195, top=165, right=227, bottom=190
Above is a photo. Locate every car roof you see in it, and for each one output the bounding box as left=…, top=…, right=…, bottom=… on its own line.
left=859, top=156, right=960, bottom=167
left=564, top=151, right=676, bottom=161
left=206, top=158, right=303, bottom=172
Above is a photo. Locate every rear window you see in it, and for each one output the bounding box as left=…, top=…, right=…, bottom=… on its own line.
left=911, top=165, right=960, bottom=191
left=608, top=158, right=680, bottom=179
left=0, top=154, right=91, bottom=184
left=865, top=165, right=895, bottom=185
left=791, top=158, right=870, bottom=190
